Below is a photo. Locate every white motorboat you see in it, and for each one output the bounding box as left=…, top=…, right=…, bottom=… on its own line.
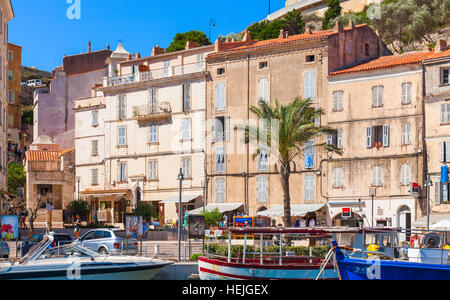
left=0, top=235, right=172, bottom=280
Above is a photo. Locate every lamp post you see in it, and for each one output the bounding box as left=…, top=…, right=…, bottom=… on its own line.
left=177, top=168, right=184, bottom=262
left=209, top=19, right=216, bottom=42
left=369, top=187, right=376, bottom=228
left=425, top=175, right=433, bottom=231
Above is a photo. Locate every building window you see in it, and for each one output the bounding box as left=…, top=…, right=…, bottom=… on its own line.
left=217, top=68, right=225, bottom=75
left=436, top=182, right=450, bottom=204
left=443, top=69, right=449, bottom=85
left=258, top=149, right=269, bottom=171
left=118, top=126, right=127, bottom=146
left=306, top=55, right=315, bottom=63
left=183, top=83, right=191, bottom=112
left=402, top=82, right=412, bottom=104
left=372, top=86, right=384, bottom=107
left=8, top=70, right=12, bottom=81
left=212, top=116, right=230, bottom=143
left=441, top=103, right=450, bottom=124
left=216, top=147, right=225, bottom=173
left=148, top=161, right=158, bottom=180
left=366, top=125, right=389, bottom=148
left=8, top=51, right=12, bottom=62
left=181, top=158, right=191, bottom=178
left=327, top=130, right=343, bottom=149
left=118, top=162, right=127, bottom=182
left=149, top=124, right=158, bottom=143
left=401, top=164, right=410, bottom=186
left=402, top=123, right=411, bottom=145
left=372, top=166, right=383, bottom=187
left=440, top=142, right=450, bottom=162
left=91, top=169, right=98, bottom=185
left=7, top=91, right=14, bottom=104
left=163, top=60, right=170, bottom=77
left=365, top=44, right=370, bottom=56
left=197, top=54, right=205, bottom=71
left=215, top=83, right=226, bottom=111
left=92, top=111, right=98, bottom=126
left=259, top=61, right=268, bottom=69
left=304, top=140, right=315, bottom=169
left=149, top=89, right=158, bottom=113
left=91, top=140, right=99, bottom=156
left=181, top=119, right=191, bottom=141
left=304, top=70, right=316, bottom=100
left=118, top=94, right=126, bottom=119
left=333, top=91, right=343, bottom=111
left=216, top=178, right=225, bottom=203
left=304, top=174, right=315, bottom=202
left=333, top=168, right=343, bottom=188
left=258, top=77, right=269, bottom=104
left=257, top=176, right=268, bottom=203
left=8, top=114, right=12, bottom=127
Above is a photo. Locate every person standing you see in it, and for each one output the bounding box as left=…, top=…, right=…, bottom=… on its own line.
left=74, top=215, right=81, bottom=239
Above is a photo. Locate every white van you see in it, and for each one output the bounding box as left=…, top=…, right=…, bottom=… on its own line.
left=27, top=79, right=43, bottom=87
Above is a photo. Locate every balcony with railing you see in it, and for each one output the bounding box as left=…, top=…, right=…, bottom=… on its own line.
left=104, top=61, right=206, bottom=87
left=132, top=101, right=172, bottom=123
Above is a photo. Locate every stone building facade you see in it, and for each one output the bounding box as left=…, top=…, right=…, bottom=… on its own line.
left=7, top=43, right=22, bottom=154
left=204, top=23, right=390, bottom=223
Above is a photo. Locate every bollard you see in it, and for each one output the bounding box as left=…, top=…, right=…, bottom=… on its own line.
left=154, top=244, right=160, bottom=257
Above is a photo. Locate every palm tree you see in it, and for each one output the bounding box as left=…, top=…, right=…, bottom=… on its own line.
left=239, top=97, right=341, bottom=227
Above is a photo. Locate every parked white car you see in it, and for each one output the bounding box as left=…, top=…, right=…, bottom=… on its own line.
left=27, top=79, right=42, bottom=86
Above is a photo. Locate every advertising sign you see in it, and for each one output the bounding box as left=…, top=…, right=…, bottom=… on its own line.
left=1, top=215, right=19, bottom=240
left=188, top=215, right=206, bottom=239
left=255, top=217, right=271, bottom=228
left=125, top=215, right=143, bottom=238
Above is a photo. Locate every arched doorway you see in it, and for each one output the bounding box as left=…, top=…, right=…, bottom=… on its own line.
left=332, top=212, right=363, bottom=227
left=114, top=198, right=126, bottom=224
left=135, top=188, right=141, bottom=204
left=397, top=205, right=411, bottom=242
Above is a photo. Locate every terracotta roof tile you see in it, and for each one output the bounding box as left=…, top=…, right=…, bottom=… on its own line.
left=330, top=48, right=450, bottom=76
left=25, top=149, right=74, bottom=162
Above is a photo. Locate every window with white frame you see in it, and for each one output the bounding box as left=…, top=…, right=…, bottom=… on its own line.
left=333, top=91, right=343, bottom=111
left=183, top=83, right=191, bottom=112
left=400, top=164, right=410, bottom=186
left=118, top=162, right=127, bottom=182
left=258, top=149, right=269, bottom=171
left=304, top=140, right=316, bottom=169
left=436, top=182, right=450, bottom=204
left=216, top=147, right=225, bottom=173
left=7, top=91, right=13, bottom=104
left=182, top=119, right=191, bottom=141
left=181, top=158, right=191, bottom=178
left=257, top=176, right=268, bottom=203
left=441, top=103, right=450, bottom=124
left=372, top=86, right=384, bottom=107
left=148, top=161, right=158, bottom=180
left=216, top=83, right=226, bottom=111
left=92, top=111, right=98, bottom=126
left=212, top=116, right=230, bottom=143
left=440, top=142, right=450, bottom=162
left=91, top=140, right=99, bottom=156
left=118, top=126, right=127, bottom=146
left=258, top=77, right=269, bottom=104
left=402, top=123, right=411, bottom=145
left=402, top=82, right=412, bottom=104
left=327, top=130, right=343, bottom=149
left=304, top=70, right=316, bottom=100
left=333, top=168, right=343, bottom=188
left=216, top=178, right=225, bottom=203
left=149, top=124, right=158, bottom=143
left=149, top=89, right=158, bottom=113
left=197, top=54, right=205, bottom=71
left=304, top=174, right=315, bottom=202
left=366, top=125, right=390, bottom=148
left=443, top=68, right=449, bottom=85
left=372, top=166, right=383, bottom=186
left=118, top=94, right=126, bottom=119
left=91, top=169, right=98, bottom=185
left=163, top=60, right=170, bottom=77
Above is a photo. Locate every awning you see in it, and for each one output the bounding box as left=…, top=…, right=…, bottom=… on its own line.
left=257, top=204, right=325, bottom=217
left=328, top=201, right=366, bottom=207
left=80, top=189, right=129, bottom=197
left=188, top=203, right=243, bottom=216
left=413, top=214, right=450, bottom=228
left=162, top=194, right=202, bottom=204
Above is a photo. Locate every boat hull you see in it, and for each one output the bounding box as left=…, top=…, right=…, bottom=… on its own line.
left=198, top=257, right=338, bottom=280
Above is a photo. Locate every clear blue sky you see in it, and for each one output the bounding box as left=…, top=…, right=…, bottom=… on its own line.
left=9, top=0, right=285, bottom=72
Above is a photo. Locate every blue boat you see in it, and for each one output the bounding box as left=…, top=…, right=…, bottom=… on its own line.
left=332, top=241, right=450, bottom=280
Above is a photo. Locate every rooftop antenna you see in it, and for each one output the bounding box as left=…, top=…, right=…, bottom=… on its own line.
left=209, top=18, right=216, bottom=41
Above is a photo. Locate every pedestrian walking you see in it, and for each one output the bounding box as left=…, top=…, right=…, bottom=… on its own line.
left=74, top=215, right=81, bottom=239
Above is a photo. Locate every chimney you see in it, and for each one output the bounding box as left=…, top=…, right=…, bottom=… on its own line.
left=243, top=30, right=252, bottom=42
left=88, top=41, right=92, bottom=53
left=333, top=21, right=343, bottom=33
left=185, top=41, right=199, bottom=50
left=279, top=29, right=286, bottom=39
left=436, top=39, right=449, bottom=53
left=348, top=20, right=355, bottom=29
left=107, top=44, right=111, bottom=50
left=151, top=45, right=165, bottom=56
left=136, top=53, right=141, bottom=59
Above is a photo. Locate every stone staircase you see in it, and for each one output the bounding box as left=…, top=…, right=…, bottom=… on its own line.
left=32, top=209, right=64, bottom=229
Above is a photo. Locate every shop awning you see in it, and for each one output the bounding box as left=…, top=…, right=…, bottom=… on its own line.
left=162, top=194, right=202, bottom=204
left=413, top=214, right=450, bottom=228
left=328, top=201, right=366, bottom=207
left=257, top=204, right=325, bottom=217
left=188, top=203, right=243, bottom=216
left=80, top=189, right=129, bottom=197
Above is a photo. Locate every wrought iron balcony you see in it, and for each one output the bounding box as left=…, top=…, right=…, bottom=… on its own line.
left=132, top=102, right=172, bottom=123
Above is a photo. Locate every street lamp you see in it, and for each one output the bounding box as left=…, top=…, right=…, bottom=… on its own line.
left=177, top=168, right=184, bottom=262
left=209, top=19, right=216, bottom=42
left=425, top=175, right=433, bottom=231
left=369, top=187, right=376, bottom=228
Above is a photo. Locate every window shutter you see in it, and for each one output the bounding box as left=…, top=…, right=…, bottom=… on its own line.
left=366, top=127, right=373, bottom=148
left=216, top=83, right=225, bottom=111
left=435, top=182, right=441, bottom=205
left=211, top=118, right=216, bottom=143
left=337, top=130, right=343, bottom=149
left=310, top=72, right=316, bottom=99
left=441, top=142, right=446, bottom=162
left=446, top=142, right=450, bottom=163
left=183, top=83, right=191, bottom=111
left=443, top=184, right=449, bottom=203
left=225, top=117, right=230, bottom=142
left=383, top=125, right=390, bottom=147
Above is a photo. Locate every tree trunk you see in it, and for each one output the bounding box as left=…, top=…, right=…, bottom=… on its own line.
left=280, top=162, right=291, bottom=227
